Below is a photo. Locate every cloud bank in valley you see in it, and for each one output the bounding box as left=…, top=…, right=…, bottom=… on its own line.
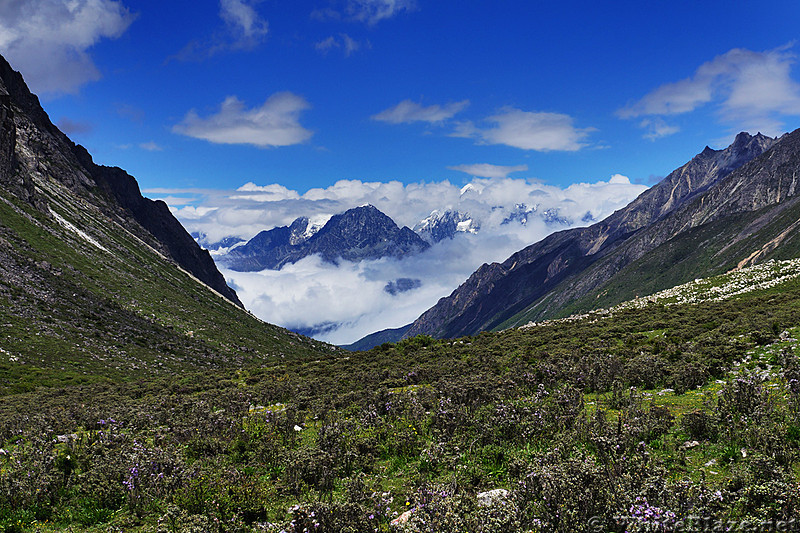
left=154, top=175, right=648, bottom=344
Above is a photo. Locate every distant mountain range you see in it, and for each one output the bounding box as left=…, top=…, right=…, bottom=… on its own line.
left=212, top=200, right=573, bottom=272
left=218, top=205, right=430, bottom=271
left=350, top=130, right=800, bottom=348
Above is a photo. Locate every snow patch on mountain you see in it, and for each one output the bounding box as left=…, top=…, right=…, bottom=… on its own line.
left=50, top=209, right=109, bottom=253
left=304, top=214, right=332, bottom=240
left=457, top=219, right=478, bottom=233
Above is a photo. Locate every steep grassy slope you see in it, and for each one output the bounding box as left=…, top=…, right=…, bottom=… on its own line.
left=0, top=54, right=241, bottom=307
left=502, top=194, right=800, bottom=328
left=0, top=53, right=334, bottom=394
left=2, top=262, right=800, bottom=531
left=0, top=175, right=333, bottom=395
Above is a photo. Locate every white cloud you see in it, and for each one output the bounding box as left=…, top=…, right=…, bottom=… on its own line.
left=173, top=92, right=313, bottom=147
left=220, top=0, right=268, bottom=45
left=378, top=103, right=593, bottom=152
left=233, top=182, right=302, bottom=201
left=162, top=175, right=648, bottom=344
left=619, top=45, right=800, bottom=136
left=314, top=0, right=416, bottom=25
left=170, top=0, right=268, bottom=61
left=448, top=163, right=528, bottom=179
left=139, top=141, right=163, bottom=151
left=315, top=33, right=364, bottom=56
left=640, top=118, right=680, bottom=140
left=0, top=0, right=135, bottom=94
left=474, top=108, right=594, bottom=151
left=156, top=195, right=198, bottom=206
left=347, top=0, right=416, bottom=24
left=57, top=118, right=93, bottom=135
left=372, top=99, right=469, bottom=124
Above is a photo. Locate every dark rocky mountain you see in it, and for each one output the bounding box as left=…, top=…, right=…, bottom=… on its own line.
left=355, top=131, right=785, bottom=345
left=0, top=54, right=241, bottom=307
left=221, top=205, right=430, bottom=271
left=343, top=323, right=412, bottom=351
left=384, top=277, right=422, bottom=295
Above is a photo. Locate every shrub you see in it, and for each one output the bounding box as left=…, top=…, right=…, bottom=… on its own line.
left=680, top=409, right=718, bottom=441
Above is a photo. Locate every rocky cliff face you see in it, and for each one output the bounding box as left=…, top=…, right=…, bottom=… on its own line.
left=401, top=131, right=783, bottom=340
left=0, top=53, right=241, bottom=306
left=222, top=205, right=430, bottom=271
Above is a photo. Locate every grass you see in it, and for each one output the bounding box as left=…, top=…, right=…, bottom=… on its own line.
left=3, top=268, right=800, bottom=530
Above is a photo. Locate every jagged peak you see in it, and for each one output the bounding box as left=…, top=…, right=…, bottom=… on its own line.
left=700, top=145, right=717, bottom=156
left=336, top=204, right=391, bottom=221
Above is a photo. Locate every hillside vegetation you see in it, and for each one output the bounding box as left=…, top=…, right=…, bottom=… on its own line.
left=3, top=262, right=800, bottom=532
left=0, top=175, right=332, bottom=395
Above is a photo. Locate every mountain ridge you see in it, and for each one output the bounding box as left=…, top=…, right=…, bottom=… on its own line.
left=350, top=131, right=784, bottom=346
left=0, top=52, right=336, bottom=390
left=0, top=54, right=242, bottom=307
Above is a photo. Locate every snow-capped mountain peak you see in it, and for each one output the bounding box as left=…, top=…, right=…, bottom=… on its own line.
left=501, top=203, right=572, bottom=227
left=460, top=183, right=479, bottom=196
left=414, top=210, right=480, bottom=243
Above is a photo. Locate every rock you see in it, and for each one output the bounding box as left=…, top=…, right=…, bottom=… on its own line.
left=391, top=510, right=412, bottom=528
left=56, top=433, right=78, bottom=443
left=683, top=440, right=700, bottom=449
left=477, top=488, right=510, bottom=507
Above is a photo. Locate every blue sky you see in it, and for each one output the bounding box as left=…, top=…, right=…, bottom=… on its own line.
left=3, top=0, right=800, bottom=193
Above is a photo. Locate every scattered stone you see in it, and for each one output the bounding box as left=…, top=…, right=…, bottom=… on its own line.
left=56, top=433, right=78, bottom=443
left=477, top=488, right=510, bottom=508
left=391, top=510, right=412, bottom=528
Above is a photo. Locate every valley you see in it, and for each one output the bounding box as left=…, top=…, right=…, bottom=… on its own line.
left=1, top=11, right=800, bottom=530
